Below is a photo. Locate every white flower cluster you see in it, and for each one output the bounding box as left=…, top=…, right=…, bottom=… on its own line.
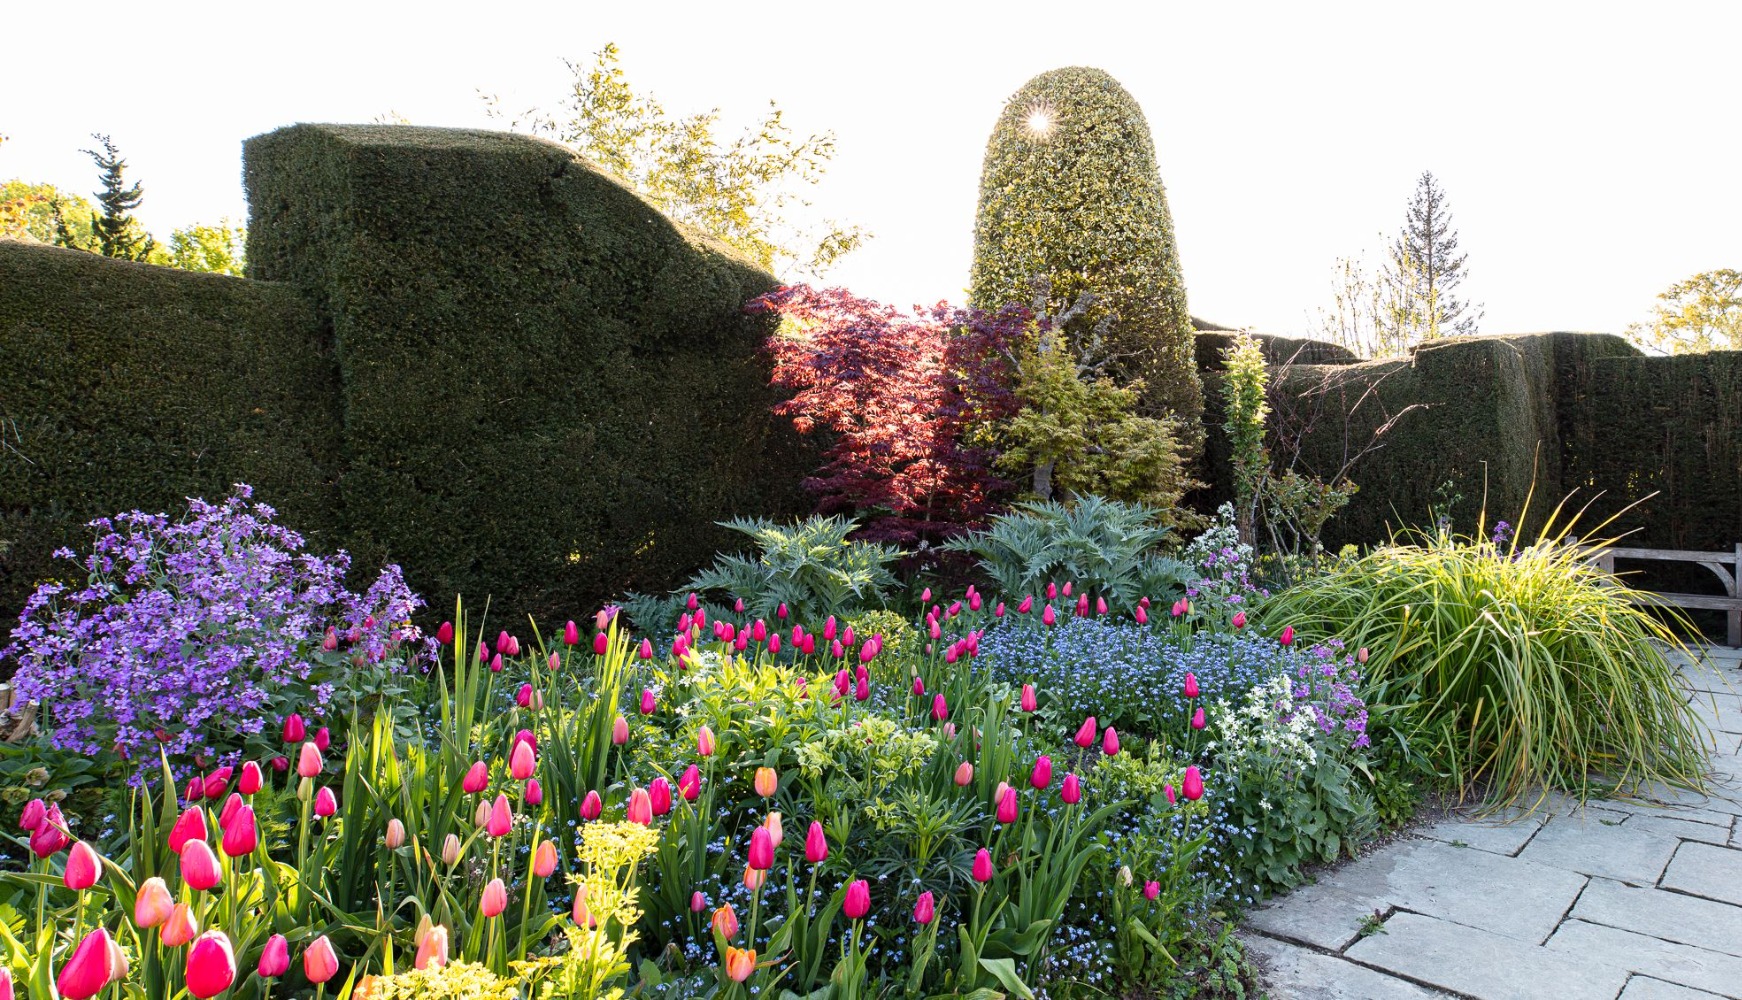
left=1205, top=674, right=1318, bottom=772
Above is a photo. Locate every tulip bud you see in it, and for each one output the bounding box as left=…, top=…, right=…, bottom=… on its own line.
left=1030, top=755, right=1053, bottom=789
left=679, top=765, right=701, bottom=801
left=612, top=716, right=630, bottom=745
left=1041, top=604, right=1057, bottom=626
left=385, top=818, right=405, bottom=849
left=30, top=802, right=70, bottom=858
left=1145, top=880, right=1161, bottom=901
left=972, top=847, right=993, bottom=882
left=776, top=602, right=789, bottom=619
left=804, top=820, right=828, bottom=863
left=533, top=839, right=558, bottom=877
left=767, top=633, right=781, bottom=654
left=843, top=879, right=870, bottom=919
left=480, top=877, right=508, bottom=917
left=314, top=786, right=337, bottom=818
left=510, top=741, right=536, bottom=781
left=63, top=839, right=100, bottom=891
left=1075, top=716, right=1097, bottom=748
left=486, top=793, right=513, bottom=837
left=185, top=930, right=237, bottom=999
left=1192, top=707, right=1206, bottom=730
left=162, top=901, right=200, bottom=947
left=1061, top=772, right=1082, bottom=804
left=56, top=927, right=123, bottom=1000
left=526, top=778, right=544, bottom=805
left=437, top=621, right=455, bottom=645
left=649, top=777, right=673, bottom=816
left=135, top=876, right=175, bottom=928
left=297, top=741, right=322, bottom=778
left=258, top=934, right=290, bottom=978
left=712, top=903, right=739, bottom=940
left=626, top=788, right=653, bottom=825
left=1279, top=625, right=1295, bottom=647
left=181, top=839, right=222, bottom=891
left=691, top=890, right=707, bottom=913
left=314, top=727, right=330, bottom=751
left=221, top=805, right=258, bottom=857
left=913, top=889, right=936, bottom=924
left=754, top=767, right=778, bottom=798
left=1118, top=865, right=1133, bottom=886
left=1164, top=783, right=1177, bottom=805
left=413, top=925, right=449, bottom=971
left=954, top=760, right=974, bottom=786
left=639, top=688, right=656, bottom=715
left=997, top=785, right=1018, bottom=824
left=580, top=790, right=603, bottom=820
left=697, top=725, right=716, bottom=757
left=725, top=945, right=756, bottom=982
left=573, top=884, right=597, bottom=927
left=1103, top=726, right=1120, bottom=756
left=271, top=755, right=289, bottom=773
left=932, top=693, right=949, bottom=722
left=1076, top=594, right=1089, bottom=617
left=1018, top=595, right=1034, bottom=614
left=442, top=833, right=463, bottom=865
left=1182, top=766, right=1205, bottom=801
left=303, top=935, right=340, bottom=984
left=747, top=826, right=774, bottom=870
left=1135, top=604, right=1149, bottom=624
left=593, top=632, right=609, bottom=655
left=638, top=639, right=653, bottom=660
left=1357, top=646, right=1370, bottom=664
left=1231, top=610, right=1247, bottom=629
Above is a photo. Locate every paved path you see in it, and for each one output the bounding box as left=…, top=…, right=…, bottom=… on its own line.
left=1242, top=646, right=1742, bottom=1000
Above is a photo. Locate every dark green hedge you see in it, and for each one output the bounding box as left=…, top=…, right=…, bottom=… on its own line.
left=0, top=241, right=345, bottom=620
left=243, top=124, right=810, bottom=622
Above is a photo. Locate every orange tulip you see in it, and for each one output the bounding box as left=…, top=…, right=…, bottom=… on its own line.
left=753, top=767, right=777, bottom=798
left=161, top=901, right=199, bottom=947
left=724, top=946, right=756, bottom=983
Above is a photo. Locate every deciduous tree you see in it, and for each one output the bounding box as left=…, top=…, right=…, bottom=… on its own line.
left=1627, top=269, right=1742, bottom=353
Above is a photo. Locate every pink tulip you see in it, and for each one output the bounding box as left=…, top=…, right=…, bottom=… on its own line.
left=238, top=761, right=263, bottom=796
left=697, top=726, right=716, bottom=757
left=638, top=638, right=654, bottom=660
left=842, top=625, right=855, bottom=646
left=593, top=632, right=609, bottom=655
left=134, top=876, right=174, bottom=928
left=185, top=930, right=237, bottom=999
left=1357, top=646, right=1370, bottom=664
left=63, top=840, right=100, bottom=890
left=1020, top=684, right=1037, bottom=712
left=1041, top=604, right=1056, bottom=626
left=996, top=602, right=1006, bottom=616
left=181, top=839, right=222, bottom=891
left=481, top=878, right=508, bottom=917
left=912, top=675, right=926, bottom=696
left=1046, top=582, right=1058, bottom=600
left=1074, top=716, right=1097, bottom=748
left=486, top=793, right=513, bottom=837
left=973, top=848, right=994, bottom=882
left=185, top=777, right=203, bottom=803
left=1061, top=772, right=1082, bottom=804
left=805, top=821, right=829, bottom=863
left=1182, top=766, right=1205, bottom=800
left=564, top=620, right=580, bottom=645
left=257, top=934, right=290, bottom=977
left=56, top=927, right=124, bottom=1000
left=649, top=777, right=673, bottom=816
left=1144, top=880, right=1161, bottom=901
left=921, top=587, right=933, bottom=603
left=526, top=778, right=544, bottom=805
left=203, top=766, right=232, bottom=800
left=580, top=790, right=603, bottom=820
left=859, top=639, right=878, bottom=664
left=304, top=935, right=340, bottom=984
left=1192, top=707, right=1206, bottom=730
left=640, top=688, right=656, bottom=715
left=1018, top=595, right=1034, bottom=614
left=168, top=806, right=208, bottom=855
left=743, top=826, right=774, bottom=870
left=997, top=785, right=1019, bottom=824
left=413, top=925, right=449, bottom=971
left=1030, top=755, right=1053, bottom=789
left=297, top=741, right=323, bottom=778
left=18, top=797, right=44, bottom=831
left=462, top=760, right=489, bottom=793
left=679, top=764, right=701, bottom=801
left=954, top=760, right=974, bottom=786
left=314, top=786, right=337, bottom=818
left=734, top=597, right=746, bottom=613
left=1279, top=625, right=1295, bottom=647
left=932, top=693, right=949, bottom=722
left=1231, top=611, right=1247, bottom=630
left=1164, top=783, right=1177, bottom=805
left=612, top=715, right=630, bottom=745
left=843, top=879, right=870, bottom=919
left=1064, top=581, right=1074, bottom=596
left=510, top=740, right=536, bottom=780
left=1076, top=594, right=1089, bottom=617
left=970, top=593, right=983, bottom=611
left=776, top=602, right=789, bottom=619
left=854, top=675, right=869, bottom=701
left=385, top=818, right=406, bottom=849
left=221, top=805, right=257, bottom=857
left=497, top=630, right=512, bottom=654
left=516, top=683, right=534, bottom=708
left=490, top=653, right=504, bottom=672
left=768, top=633, right=781, bottom=654
left=691, top=890, right=707, bottom=913
left=626, top=788, right=653, bottom=825
left=271, top=756, right=289, bottom=773
left=913, top=890, right=936, bottom=924
left=30, top=802, right=69, bottom=858
left=1103, top=726, right=1120, bottom=756
left=1183, top=672, right=1200, bottom=699
left=282, top=714, right=305, bottom=743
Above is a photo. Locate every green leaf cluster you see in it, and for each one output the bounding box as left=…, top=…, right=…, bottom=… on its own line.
left=681, top=515, right=901, bottom=622
left=942, top=496, right=1190, bottom=605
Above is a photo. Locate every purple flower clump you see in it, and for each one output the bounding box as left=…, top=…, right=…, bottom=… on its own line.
left=4, top=485, right=430, bottom=774
left=1285, top=639, right=1370, bottom=749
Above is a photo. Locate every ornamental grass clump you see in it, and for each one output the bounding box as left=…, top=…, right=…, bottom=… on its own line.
left=1265, top=498, right=1711, bottom=805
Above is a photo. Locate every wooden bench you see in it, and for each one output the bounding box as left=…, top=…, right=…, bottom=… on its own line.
left=1574, top=542, right=1742, bottom=647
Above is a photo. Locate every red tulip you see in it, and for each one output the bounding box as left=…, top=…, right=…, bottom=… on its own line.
left=932, top=693, right=949, bottom=722
left=436, top=621, right=455, bottom=645
left=180, top=839, right=222, bottom=891
left=282, top=714, right=305, bottom=743
left=649, top=777, right=673, bottom=816
left=1031, top=756, right=1053, bottom=789
left=679, top=765, right=701, bottom=801
left=593, top=631, right=609, bottom=655
left=185, top=776, right=204, bottom=803
left=1076, top=594, right=1089, bottom=617
left=297, top=742, right=323, bottom=778
left=562, top=620, right=580, bottom=645
left=480, top=877, right=508, bottom=917
left=1041, top=604, right=1057, bottom=626
left=486, top=793, right=513, bottom=837
left=1061, top=772, right=1081, bottom=804
left=1020, top=683, right=1037, bottom=712
left=612, top=715, right=630, bottom=745
left=997, top=785, right=1018, bottom=824
left=805, top=820, right=829, bottom=863
left=168, top=805, right=208, bottom=854
left=134, top=876, right=174, bottom=928
left=843, top=879, right=870, bottom=919
left=626, top=788, right=653, bottom=825
left=747, top=826, right=774, bottom=870
left=314, top=786, right=337, bottom=818
left=510, top=741, right=536, bottom=781
left=1279, top=625, right=1295, bottom=647
left=221, top=805, right=257, bottom=857
left=1191, top=707, right=1206, bottom=730
left=972, top=848, right=994, bottom=882
left=1074, top=716, right=1097, bottom=748
left=238, top=761, right=263, bottom=796
left=258, top=934, right=290, bottom=977
left=303, top=934, right=340, bottom=984
left=1230, top=611, right=1247, bottom=630
left=580, top=790, right=603, bottom=820
left=56, top=927, right=125, bottom=1000
left=913, top=891, right=935, bottom=924
left=63, top=840, right=100, bottom=891
left=1182, top=766, right=1205, bottom=800
left=1103, top=726, right=1120, bottom=756
left=185, top=930, right=236, bottom=998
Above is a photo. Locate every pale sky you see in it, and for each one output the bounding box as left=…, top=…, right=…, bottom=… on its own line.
left=4, top=0, right=1738, bottom=336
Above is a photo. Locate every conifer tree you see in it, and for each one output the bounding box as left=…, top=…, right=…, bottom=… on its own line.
left=1384, top=170, right=1482, bottom=340
left=54, top=134, right=156, bottom=261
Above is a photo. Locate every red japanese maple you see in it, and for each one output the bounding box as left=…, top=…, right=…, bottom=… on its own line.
left=747, top=285, right=1026, bottom=546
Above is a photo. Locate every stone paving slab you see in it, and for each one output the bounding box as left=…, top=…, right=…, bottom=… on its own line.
left=1659, top=841, right=1742, bottom=906
left=1241, top=932, right=1454, bottom=999
left=1571, top=878, right=1742, bottom=958
left=1415, top=806, right=1545, bottom=855
left=1517, top=812, right=1681, bottom=884
left=1242, top=882, right=1379, bottom=952
left=1623, top=813, right=1734, bottom=845
left=1344, top=911, right=1631, bottom=1000
left=1547, top=920, right=1742, bottom=998
left=1620, top=978, right=1731, bottom=999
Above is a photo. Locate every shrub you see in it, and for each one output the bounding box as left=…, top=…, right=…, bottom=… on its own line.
left=943, top=496, right=1190, bottom=607
left=4, top=486, right=429, bottom=771
left=677, top=515, right=902, bottom=622
left=970, top=66, right=1202, bottom=442
left=1264, top=506, right=1712, bottom=804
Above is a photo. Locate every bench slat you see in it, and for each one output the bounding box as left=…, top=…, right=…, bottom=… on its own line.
left=1603, top=546, right=1740, bottom=564
left=1625, top=592, right=1742, bottom=612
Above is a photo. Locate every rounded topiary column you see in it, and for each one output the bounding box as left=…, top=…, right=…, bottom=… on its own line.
left=970, top=66, right=1202, bottom=450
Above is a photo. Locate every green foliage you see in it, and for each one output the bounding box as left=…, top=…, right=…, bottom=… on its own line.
left=0, top=179, right=94, bottom=244
left=1627, top=268, right=1742, bottom=353
left=491, top=42, right=864, bottom=279
left=0, top=240, right=344, bottom=627
left=242, top=123, right=812, bottom=623
left=970, top=66, right=1202, bottom=443
left=1264, top=500, right=1713, bottom=805
left=942, top=497, right=1188, bottom=605
left=681, top=515, right=901, bottom=621
left=54, top=134, right=157, bottom=261
left=997, top=329, right=1196, bottom=511
left=166, top=219, right=246, bottom=275
left=1220, top=333, right=1268, bottom=542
